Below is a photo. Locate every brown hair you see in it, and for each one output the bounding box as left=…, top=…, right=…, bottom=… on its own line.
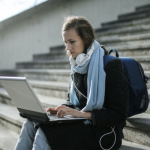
left=61, top=16, right=95, bottom=55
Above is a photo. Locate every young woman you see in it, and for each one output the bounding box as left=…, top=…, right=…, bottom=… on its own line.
left=15, top=16, right=129, bottom=150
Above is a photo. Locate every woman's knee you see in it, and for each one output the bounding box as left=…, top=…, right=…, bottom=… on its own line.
left=33, top=128, right=51, bottom=150
left=22, top=119, right=35, bottom=132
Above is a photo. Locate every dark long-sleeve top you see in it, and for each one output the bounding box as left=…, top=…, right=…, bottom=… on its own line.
left=64, top=58, right=129, bottom=128
left=40, top=58, right=129, bottom=150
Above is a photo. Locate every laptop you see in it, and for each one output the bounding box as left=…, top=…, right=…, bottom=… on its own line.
left=0, top=76, right=87, bottom=124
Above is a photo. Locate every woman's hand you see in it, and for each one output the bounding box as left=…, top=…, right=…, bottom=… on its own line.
left=56, top=106, right=92, bottom=120
left=45, top=105, right=68, bottom=114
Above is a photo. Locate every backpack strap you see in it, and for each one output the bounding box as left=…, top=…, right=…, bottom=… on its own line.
left=108, top=49, right=119, bottom=57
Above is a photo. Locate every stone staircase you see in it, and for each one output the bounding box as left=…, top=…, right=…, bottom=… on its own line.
left=0, top=3, right=150, bottom=150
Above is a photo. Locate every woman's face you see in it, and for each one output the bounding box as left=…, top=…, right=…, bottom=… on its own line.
left=62, top=28, right=85, bottom=59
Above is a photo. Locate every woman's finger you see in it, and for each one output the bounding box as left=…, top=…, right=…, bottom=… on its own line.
left=50, top=111, right=57, bottom=114
left=46, top=107, right=56, bottom=112
left=57, top=108, right=69, bottom=117
left=55, top=105, right=67, bottom=111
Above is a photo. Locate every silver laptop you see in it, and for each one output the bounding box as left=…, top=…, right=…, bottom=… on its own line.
left=0, top=76, right=87, bottom=123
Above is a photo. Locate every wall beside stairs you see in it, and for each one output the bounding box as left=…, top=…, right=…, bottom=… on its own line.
left=0, top=0, right=150, bottom=70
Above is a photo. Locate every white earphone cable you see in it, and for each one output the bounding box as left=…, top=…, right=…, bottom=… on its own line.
left=99, top=126, right=116, bottom=150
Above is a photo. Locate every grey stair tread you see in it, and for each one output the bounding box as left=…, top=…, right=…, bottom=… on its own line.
left=17, top=59, right=69, bottom=64
left=33, top=51, right=66, bottom=58
left=143, top=71, right=150, bottom=80
left=19, top=69, right=70, bottom=75
left=0, top=88, right=10, bottom=99
left=144, top=71, right=150, bottom=74
left=128, top=55, right=150, bottom=61
left=0, top=69, right=70, bottom=75
left=101, top=17, right=150, bottom=29
left=16, top=60, right=71, bottom=69
left=119, top=140, right=150, bottom=150
left=29, top=79, right=68, bottom=90
left=136, top=6, right=150, bottom=13
left=49, top=45, right=65, bottom=52
left=0, top=125, right=19, bottom=150
left=95, top=23, right=150, bottom=36
left=101, top=12, right=150, bottom=26
left=33, top=51, right=65, bottom=56
left=36, top=94, right=66, bottom=107
left=0, top=69, right=71, bottom=82
left=126, top=113, right=150, bottom=132
left=14, top=69, right=70, bottom=74
left=33, top=52, right=68, bottom=61
left=136, top=4, right=150, bottom=11
left=106, top=43, right=150, bottom=51
left=0, top=103, right=25, bottom=126
left=102, top=39, right=150, bottom=47
left=99, top=32, right=150, bottom=43
left=136, top=4, right=150, bottom=12
left=0, top=87, right=66, bottom=107
left=118, top=11, right=150, bottom=21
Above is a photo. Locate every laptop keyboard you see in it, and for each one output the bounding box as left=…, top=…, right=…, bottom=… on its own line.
left=47, top=113, right=74, bottom=120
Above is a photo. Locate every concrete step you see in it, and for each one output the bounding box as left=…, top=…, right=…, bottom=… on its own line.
left=0, top=102, right=150, bottom=147
left=0, top=124, right=19, bottom=150
left=118, top=11, right=150, bottom=21
left=102, top=37, right=150, bottom=47
left=104, top=43, right=150, bottom=57
left=16, top=59, right=70, bottom=69
left=0, top=103, right=25, bottom=134
left=101, top=10, right=150, bottom=27
left=118, top=5, right=150, bottom=20
left=33, top=51, right=68, bottom=61
left=29, top=80, right=68, bottom=99
left=95, top=23, right=150, bottom=37
left=105, top=43, right=150, bottom=56
left=101, top=16, right=150, bottom=29
left=124, top=113, right=150, bottom=147
left=49, top=45, right=65, bottom=52
left=136, top=4, right=150, bottom=12
left=98, top=32, right=150, bottom=46
left=0, top=69, right=70, bottom=82
left=120, top=140, right=150, bottom=150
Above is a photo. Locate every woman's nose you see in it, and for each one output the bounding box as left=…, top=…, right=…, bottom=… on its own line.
left=66, top=43, right=72, bottom=50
